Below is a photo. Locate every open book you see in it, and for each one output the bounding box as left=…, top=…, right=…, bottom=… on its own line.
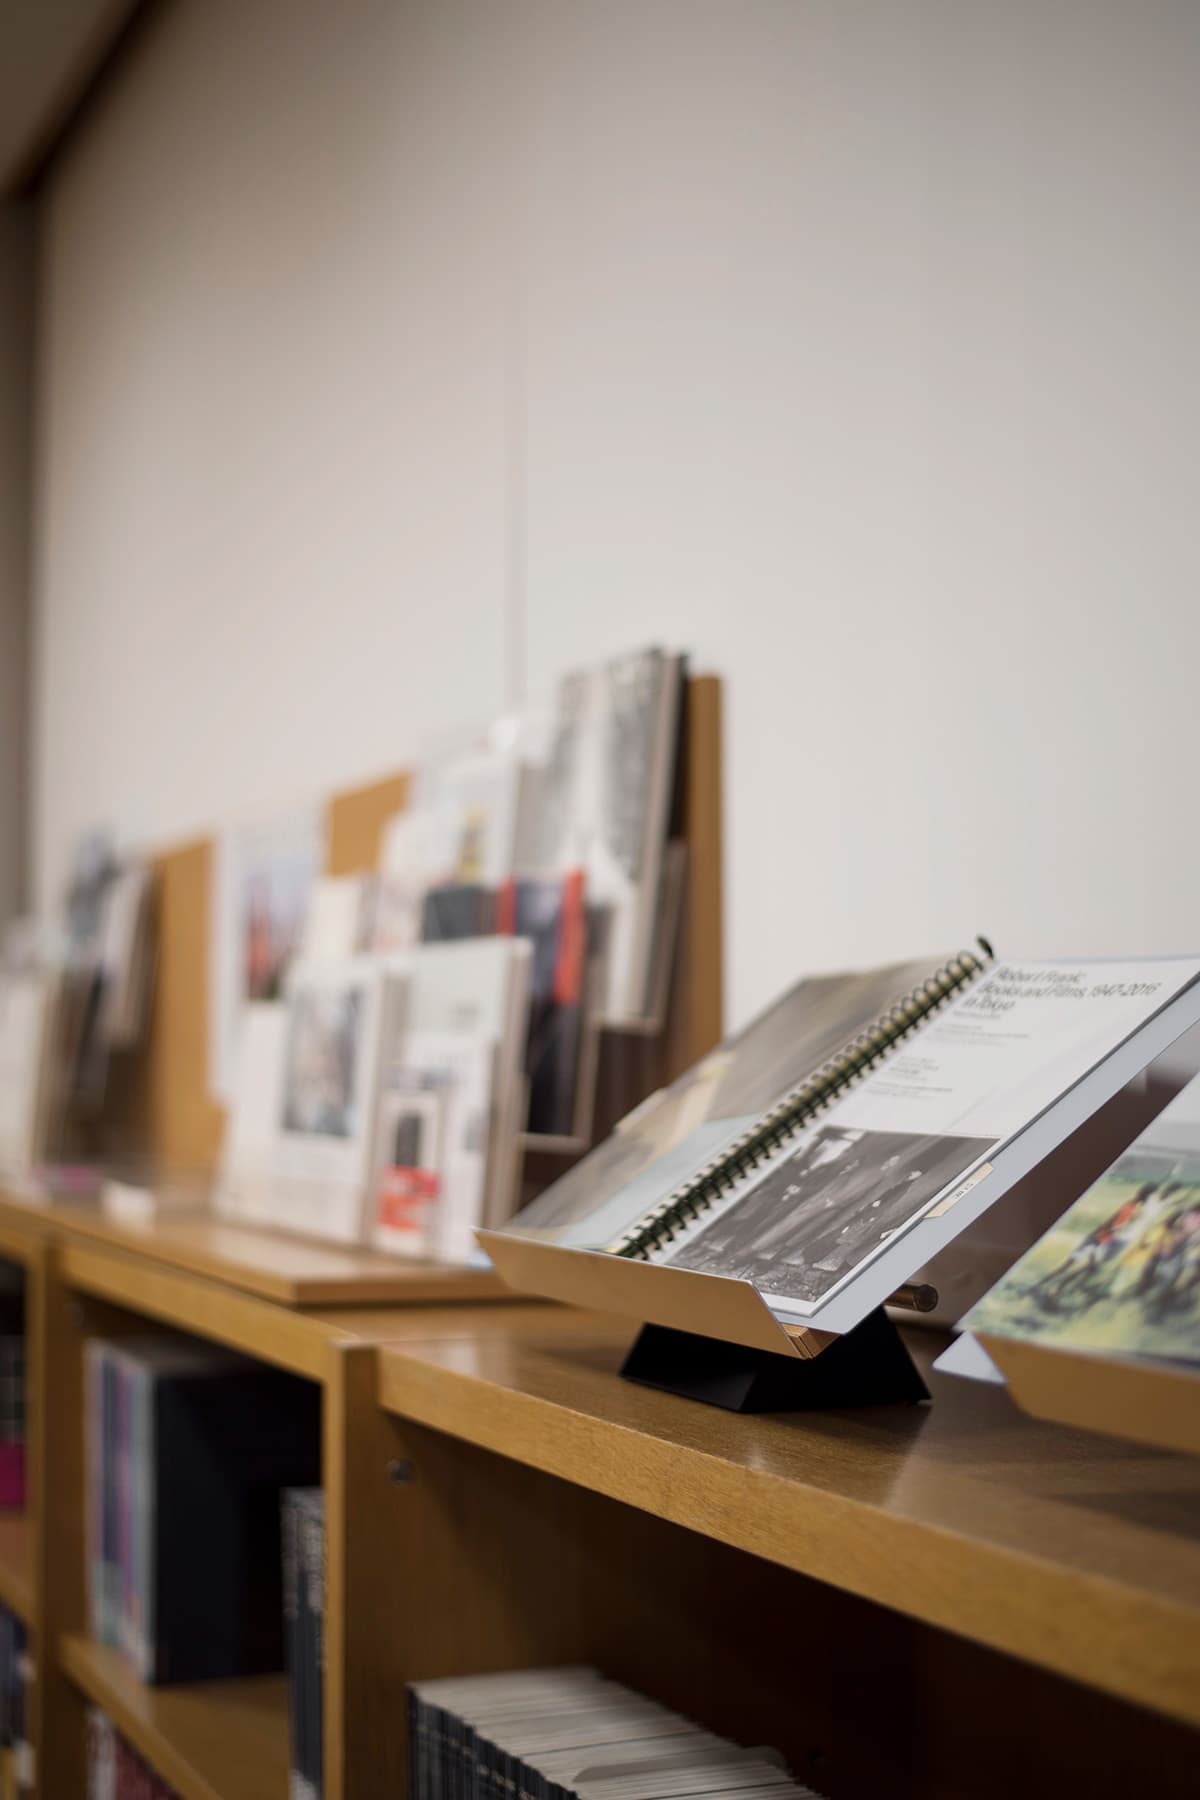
left=484, top=951, right=1200, bottom=1343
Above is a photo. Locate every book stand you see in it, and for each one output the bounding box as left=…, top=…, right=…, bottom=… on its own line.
left=480, top=1232, right=930, bottom=1414
left=620, top=1308, right=929, bottom=1413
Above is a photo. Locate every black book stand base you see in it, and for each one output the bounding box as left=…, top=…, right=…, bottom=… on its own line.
left=619, top=1307, right=930, bottom=1414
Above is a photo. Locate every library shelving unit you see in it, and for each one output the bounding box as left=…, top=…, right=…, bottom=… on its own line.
left=9, top=1197, right=1200, bottom=1800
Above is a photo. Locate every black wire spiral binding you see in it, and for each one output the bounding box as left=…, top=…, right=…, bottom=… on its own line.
left=609, top=938, right=995, bottom=1260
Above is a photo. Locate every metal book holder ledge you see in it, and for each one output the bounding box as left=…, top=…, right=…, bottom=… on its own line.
left=477, top=1229, right=931, bottom=1415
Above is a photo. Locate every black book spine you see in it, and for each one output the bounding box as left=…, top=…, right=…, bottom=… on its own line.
left=432, top=1700, right=447, bottom=1800
left=407, top=1688, right=423, bottom=1800
left=302, top=1494, right=325, bottom=1799
left=299, top=1496, right=316, bottom=1800
left=448, top=1701, right=461, bottom=1800
left=463, top=1718, right=480, bottom=1800
left=281, top=1494, right=304, bottom=1800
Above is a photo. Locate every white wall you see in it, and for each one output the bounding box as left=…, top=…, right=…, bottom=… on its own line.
left=0, top=201, right=33, bottom=923
left=34, top=0, right=1200, bottom=1029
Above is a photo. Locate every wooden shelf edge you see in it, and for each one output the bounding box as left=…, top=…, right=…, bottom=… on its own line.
left=0, top=1196, right=51, bottom=1267
left=0, top=1515, right=35, bottom=1626
left=0, top=1185, right=519, bottom=1310
left=57, top=1241, right=345, bottom=1381
left=60, top=1633, right=290, bottom=1800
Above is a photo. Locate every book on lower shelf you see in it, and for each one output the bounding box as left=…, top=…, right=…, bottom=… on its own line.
left=0, top=1606, right=31, bottom=1799
left=408, top=1667, right=825, bottom=1800
left=85, top=1335, right=320, bottom=1684
left=482, top=950, right=1200, bottom=1364
left=282, top=1488, right=325, bottom=1800
left=85, top=1706, right=180, bottom=1800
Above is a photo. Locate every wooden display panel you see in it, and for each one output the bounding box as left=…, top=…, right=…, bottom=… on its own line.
left=661, top=672, right=724, bottom=1082
left=105, top=837, right=226, bottom=1172
left=326, top=771, right=411, bottom=877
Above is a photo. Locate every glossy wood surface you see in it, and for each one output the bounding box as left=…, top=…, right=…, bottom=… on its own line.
left=376, top=1316, right=1200, bottom=1729
left=61, top=1634, right=289, bottom=1800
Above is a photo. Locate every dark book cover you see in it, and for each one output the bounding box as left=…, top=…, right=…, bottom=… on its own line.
left=420, top=885, right=499, bottom=942
left=137, top=1349, right=320, bottom=1684
left=500, top=873, right=587, bottom=1139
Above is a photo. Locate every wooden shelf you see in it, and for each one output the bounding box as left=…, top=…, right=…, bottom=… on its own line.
left=53, top=1234, right=562, bottom=1381
left=0, top=1514, right=34, bottom=1624
left=0, top=1186, right=513, bottom=1308
left=61, top=1634, right=290, bottom=1800
left=376, top=1317, right=1200, bottom=1731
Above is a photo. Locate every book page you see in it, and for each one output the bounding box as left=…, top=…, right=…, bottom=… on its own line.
left=663, top=959, right=1200, bottom=1314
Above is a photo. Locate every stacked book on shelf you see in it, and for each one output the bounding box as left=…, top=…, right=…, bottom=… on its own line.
left=86, top=1336, right=319, bottom=1683
left=282, top=1487, right=325, bottom=1800
left=86, top=1709, right=180, bottom=1800
left=408, top=1667, right=824, bottom=1800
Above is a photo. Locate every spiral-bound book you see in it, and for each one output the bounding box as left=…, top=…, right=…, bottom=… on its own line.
left=483, top=950, right=1200, bottom=1345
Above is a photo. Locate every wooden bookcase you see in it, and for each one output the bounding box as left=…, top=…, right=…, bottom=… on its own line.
left=0, top=1188, right=1196, bottom=1796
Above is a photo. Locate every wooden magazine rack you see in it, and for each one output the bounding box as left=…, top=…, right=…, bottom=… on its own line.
left=64, top=677, right=725, bottom=1307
